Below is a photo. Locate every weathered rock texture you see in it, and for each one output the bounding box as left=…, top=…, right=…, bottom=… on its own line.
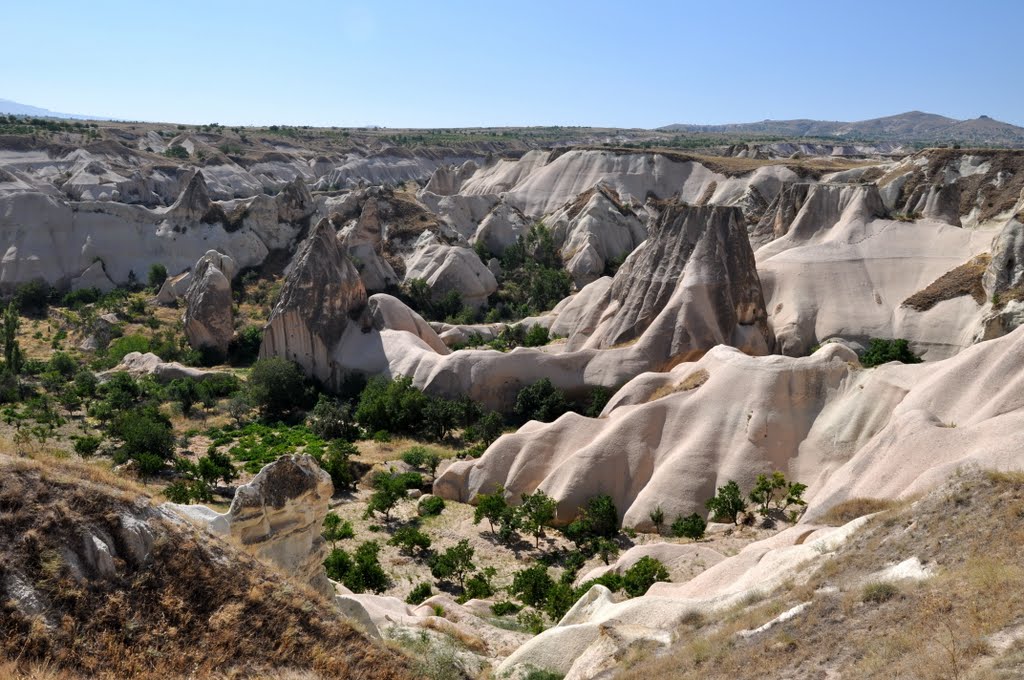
left=564, top=202, right=774, bottom=366
left=209, top=454, right=334, bottom=596
left=182, top=250, right=237, bottom=355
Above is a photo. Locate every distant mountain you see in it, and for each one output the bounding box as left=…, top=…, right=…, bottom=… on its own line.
left=658, top=111, right=1024, bottom=146
left=0, top=98, right=109, bottom=121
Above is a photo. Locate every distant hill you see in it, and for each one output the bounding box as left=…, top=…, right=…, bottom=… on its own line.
left=658, top=111, right=1024, bottom=147
left=0, top=98, right=109, bottom=121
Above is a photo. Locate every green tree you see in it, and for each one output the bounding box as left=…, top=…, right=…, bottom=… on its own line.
left=317, top=439, right=358, bottom=492
left=466, top=411, right=504, bottom=447
left=463, top=567, right=497, bottom=601
left=148, top=263, right=168, bottom=289
left=429, top=539, right=475, bottom=591
left=389, top=524, right=432, bottom=556
left=544, top=581, right=577, bottom=621
left=649, top=506, right=665, bottom=534
left=860, top=338, right=922, bottom=368
left=246, top=358, right=309, bottom=420
left=406, top=582, right=433, bottom=605
left=323, top=547, right=353, bottom=581
left=705, top=480, right=746, bottom=525
left=514, top=378, right=569, bottom=423
left=749, top=471, right=788, bottom=515
left=322, top=512, right=354, bottom=548
left=473, top=485, right=509, bottom=535
left=621, top=556, right=670, bottom=597
left=354, top=375, right=428, bottom=434
left=510, top=563, right=553, bottom=608
left=111, top=406, right=175, bottom=461
left=364, top=471, right=407, bottom=522
left=344, top=541, right=390, bottom=594
left=519, top=489, right=557, bottom=547
left=307, top=394, right=359, bottom=441
left=671, top=513, right=707, bottom=541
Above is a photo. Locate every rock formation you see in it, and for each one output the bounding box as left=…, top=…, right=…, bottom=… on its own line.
left=260, top=218, right=367, bottom=389
left=101, top=351, right=234, bottom=383
left=182, top=250, right=237, bottom=356
left=563, top=202, right=774, bottom=366
left=206, top=454, right=334, bottom=596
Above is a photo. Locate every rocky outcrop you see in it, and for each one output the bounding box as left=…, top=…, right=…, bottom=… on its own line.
left=182, top=250, right=237, bottom=356
left=756, top=183, right=995, bottom=359
left=260, top=218, right=367, bottom=389
left=545, top=185, right=647, bottom=286
left=100, top=351, right=234, bottom=383
left=563, top=202, right=773, bottom=367
left=437, top=322, right=1024, bottom=534
left=208, top=455, right=334, bottom=596
left=274, top=176, right=315, bottom=224
left=78, top=312, right=120, bottom=351
left=402, top=238, right=498, bottom=308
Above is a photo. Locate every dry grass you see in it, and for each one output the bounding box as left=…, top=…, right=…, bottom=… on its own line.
left=0, top=456, right=414, bottom=680
left=902, top=254, right=991, bottom=312
left=616, top=469, right=1024, bottom=680
left=647, top=369, right=709, bottom=402
left=819, top=497, right=900, bottom=526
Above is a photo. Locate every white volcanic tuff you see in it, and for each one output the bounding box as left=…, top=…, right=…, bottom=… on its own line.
left=544, top=187, right=647, bottom=286
left=260, top=218, right=368, bottom=390
left=402, top=235, right=498, bottom=308
left=0, top=171, right=310, bottom=287
left=434, top=323, right=1024, bottom=534
left=182, top=250, right=237, bottom=355
left=755, top=183, right=997, bottom=359
left=563, top=202, right=774, bottom=363
left=313, top=150, right=483, bottom=191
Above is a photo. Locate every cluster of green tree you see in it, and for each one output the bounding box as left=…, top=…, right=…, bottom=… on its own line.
left=396, top=224, right=572, bottom=327
left=859, top=338, right=922, bottom=367
left=648, top=472, right=808, bottom=541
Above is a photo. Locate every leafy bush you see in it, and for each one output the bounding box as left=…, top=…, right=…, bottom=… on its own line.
left=164, top=145, right=189, bottom=160
left=354, top=375, right=428, bottom=434
left=73, top=434, right=102, bottom=457
left=649, top=506, right=665, bottom=533
left=748, top=471, right=808, bottom=517
left=464, top=410, right=504, bottom=447
left=463, top=567, right=497, bottom=601
left=514, top=378, right=569, bottom=423
left=110, top=406, right=175, bottom=461
left=490, top=600, right=522, bottom=616
left=544, top=581, right=577, bottom=621
left=584, top=387, right=612, bottom=418
left=621, top=556, right=670, bottom=597
left=523, top=324, right=550, bottom=347
left=322, top=512, right=355, bottom=547
left=860, top=338, right=922, bottom=368
left=61, top=287, right=101, bottom=308
left=147, top=264, right=168, bottom=289
left=406, top=582, right=433, bottom=605
left=389, top=524, right=432, bottom=555
left=671, top=513, right=707, bottom=540
left=15, top=280, right=52, bottom=315
left=246, top=358, right=309, bottom=419
left=307, top=394, right=359, bottom=441
left=429, top=539, right=475, bottom=590
left=228, top=326, right=264, bottom=366
left=510, top=563, right=553, bottom=608
left=323, top=547, right=353, bottom=581
left=342, top=541, right=390, bottom=594
left=705, top=480, right=746, bottom=525
left=418, top=495, right=446, bottom=516
left=315, top=439, right=359, bottom=492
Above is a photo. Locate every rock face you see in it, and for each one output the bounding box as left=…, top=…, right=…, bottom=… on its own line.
left=545, top=185, right=647, bottom=286
left=564, top=202, right=774, bottom=367
left=436, top=322, right=1024, bottom=532
left=182, top=250, right=237, bottom=356
left=260, top=218, right=368, bottom=389
left=208, top=455, right=334, bottom=596
left=755, top=183, right=996, bottom=359
left=402, top=239, right=498, bottom=308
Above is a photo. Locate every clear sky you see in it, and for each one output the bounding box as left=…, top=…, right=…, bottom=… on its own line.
left=4, top=0, right=1023, bottom=128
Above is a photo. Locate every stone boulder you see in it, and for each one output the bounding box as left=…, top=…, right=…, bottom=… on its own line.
left=182, top=250, right=237, bottom=356
left=100, top=351, right=233, bottom=383
left=260, top=218, right=368, bottom=389
left=208, top=454, right=334, bottom=596
left=78, top=312, right=120, bottom=351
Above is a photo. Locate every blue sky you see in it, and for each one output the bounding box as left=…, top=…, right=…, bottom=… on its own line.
left=5, top=0, right=1023, bottom=128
